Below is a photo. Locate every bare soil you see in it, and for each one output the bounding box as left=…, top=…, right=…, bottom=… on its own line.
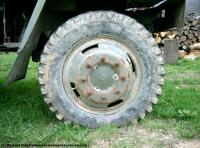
left=92, top=125, right=200, bottom=147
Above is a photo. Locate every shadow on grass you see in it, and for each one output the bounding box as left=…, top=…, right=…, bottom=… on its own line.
left=0, top=79, right=90, bottom=144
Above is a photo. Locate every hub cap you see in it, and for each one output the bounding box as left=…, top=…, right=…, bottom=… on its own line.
left=62, top=36, right=142, bottom=114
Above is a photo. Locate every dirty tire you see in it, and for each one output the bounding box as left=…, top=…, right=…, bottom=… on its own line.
left=39, top=11, right=165, bottom=128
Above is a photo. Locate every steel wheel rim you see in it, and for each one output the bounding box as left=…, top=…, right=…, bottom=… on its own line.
left=62, top=36, right=143, bottom=114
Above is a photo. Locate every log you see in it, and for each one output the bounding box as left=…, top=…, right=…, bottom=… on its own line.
left=190, top=43, right=200, bottom=50
left=180, top=36, right=187, bottom=42
left=192, top=20, right=199, bottom=26
left=192, top=38, right=197, bottom=43
left=160, top=31, right=170, bottom=38
left=179, top=50, right=188, bottom=58
left=188, top=33, right=194, bottom=39
left=155, top=36, right=161, bottom=44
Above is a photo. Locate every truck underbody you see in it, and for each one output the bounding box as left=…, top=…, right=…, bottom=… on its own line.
left=0, top=0, right=185, bottom=85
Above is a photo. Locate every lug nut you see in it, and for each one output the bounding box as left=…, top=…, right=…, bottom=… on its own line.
left=100, top=57, right=106, bottom=63
left=83, top=89, right=92, bottom=97
left=86, top=63, right=92, bottom=68
left=120, top=76, right=126, bottom=81
left=115, top=89, right=120, bottom=95
left=102, top=98, right=106, bottom=101
left=114, top=63, right=120, bottom=68
left=87, top=91, right=92, bottom=96
left=81, top=77, right=87, bottom=83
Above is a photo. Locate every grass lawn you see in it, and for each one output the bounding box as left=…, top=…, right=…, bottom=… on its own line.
left=0, top=53, right=200, bottom=146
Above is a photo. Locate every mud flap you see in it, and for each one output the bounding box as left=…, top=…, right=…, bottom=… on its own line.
left=3, top=0, right=46, bottom=86
left=5, top=47, right=32, bottom=85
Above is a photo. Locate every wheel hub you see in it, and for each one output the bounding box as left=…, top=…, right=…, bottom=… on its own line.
left=62, top=37, right=142, bottom=113
left=89, top=64, right=116, bottom=91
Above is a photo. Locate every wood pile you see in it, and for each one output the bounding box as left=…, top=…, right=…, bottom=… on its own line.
left=154, top=14, right=200, bottom=60
left=177, top=14, right=200, bottom=50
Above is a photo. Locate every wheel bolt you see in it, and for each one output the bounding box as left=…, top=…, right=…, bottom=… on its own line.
left=86, top=63, right=92, bottom=68
left=120, top=76, right=126, bottom=81
left=83, top=89, right=92, bottom=97
left=115, top=89, right=120, bottom=95
left=100, top=57, right=106, bottom=63
left=87, top=91, right=92, bottom=96
left=114, top=63, right=120, bottom=68
left=81, top=77, right=87, bottom=83
left=102, top=98, right=106, bottom=101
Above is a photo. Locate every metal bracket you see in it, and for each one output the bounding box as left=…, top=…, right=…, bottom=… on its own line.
left=18, top=0, right=46, bottom=53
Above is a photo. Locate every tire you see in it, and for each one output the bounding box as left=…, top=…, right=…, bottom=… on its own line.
left=38, top=11, right=165, bottom=128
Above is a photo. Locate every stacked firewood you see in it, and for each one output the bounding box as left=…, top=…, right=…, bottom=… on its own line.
left=154, top=14, right=200, bottom=60
left=177, top=14, right=200, bottom=50
left=154, top=30, right=177, bottom=47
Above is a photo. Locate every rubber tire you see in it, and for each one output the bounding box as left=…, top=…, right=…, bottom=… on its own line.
left=39, top=11, right=165, bottom=128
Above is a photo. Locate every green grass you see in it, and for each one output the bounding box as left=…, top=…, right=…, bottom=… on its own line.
left=0, top=53, right=200, bottom=145
left=0, top=54, right=90, bottom=145
left=143, top=58, right=200, bottom=139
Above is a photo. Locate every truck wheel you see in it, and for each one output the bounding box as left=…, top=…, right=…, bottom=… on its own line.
left=39, top=11, right=165, bottom=128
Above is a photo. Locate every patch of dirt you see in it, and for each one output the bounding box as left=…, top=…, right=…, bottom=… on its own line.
left=175, top=141, right=200, bottom=148
left=92, top=125, right=200, bottom=147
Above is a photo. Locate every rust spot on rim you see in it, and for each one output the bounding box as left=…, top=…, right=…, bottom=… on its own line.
left=120, top=76, right=126, bottom=81
left=86, top=63, right=93, bottom=68
left=100, top=57, right=106, bottom=63
left=115, top=89, right=120, bottom=95
left=114, top=63, right=120, bottom=68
